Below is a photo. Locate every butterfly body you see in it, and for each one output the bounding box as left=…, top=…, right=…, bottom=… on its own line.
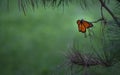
left=77, top=19, right=93, bottom=33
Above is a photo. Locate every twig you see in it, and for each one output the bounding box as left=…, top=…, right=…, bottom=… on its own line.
left=91, top=18, right=104, bottom=23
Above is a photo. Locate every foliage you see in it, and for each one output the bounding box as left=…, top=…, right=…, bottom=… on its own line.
left=4, top=0, right=120, bottom=26
left=0, top=0, right=120, bottom=75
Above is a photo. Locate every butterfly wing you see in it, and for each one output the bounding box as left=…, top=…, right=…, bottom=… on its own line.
left=77, top=20, right=86, bottom=33
left=82, top=20, right=93, bottom=28
left=79, top=23, right=86, bottom=33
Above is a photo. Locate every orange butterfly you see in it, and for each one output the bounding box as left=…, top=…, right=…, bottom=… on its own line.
left=77, top=19, right=93, bottom=33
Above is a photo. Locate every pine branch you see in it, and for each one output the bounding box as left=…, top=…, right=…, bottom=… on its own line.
left=99, top=0, right=120, bottom=27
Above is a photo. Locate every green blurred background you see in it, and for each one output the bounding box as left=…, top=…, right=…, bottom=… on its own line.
left=0, top=0, right=120, bottom=75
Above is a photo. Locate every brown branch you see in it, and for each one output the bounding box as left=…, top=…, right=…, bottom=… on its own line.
left=99, top=0, right=120, bottom=27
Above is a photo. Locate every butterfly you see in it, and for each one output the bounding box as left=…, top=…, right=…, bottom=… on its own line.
left=77, top=19, right=93, bottom=33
